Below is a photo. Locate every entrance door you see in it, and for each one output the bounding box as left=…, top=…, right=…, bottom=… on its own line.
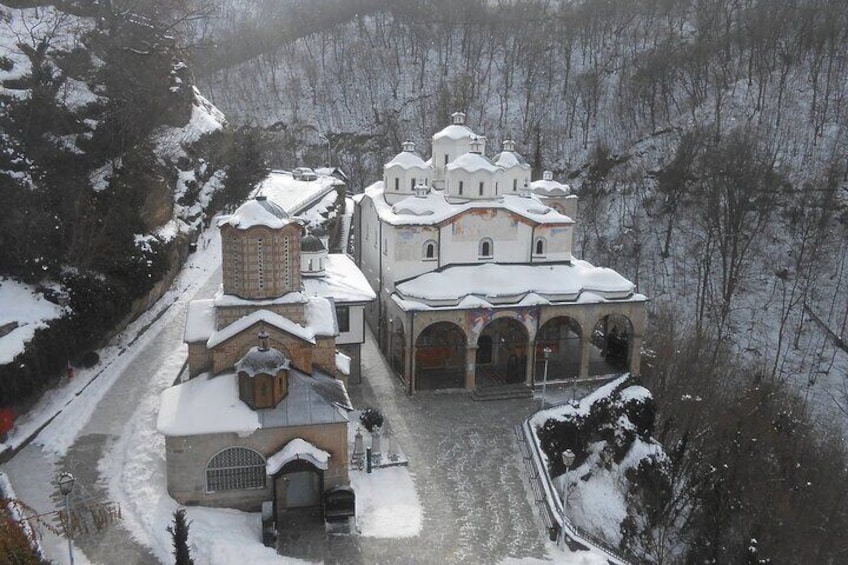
left=285, top=471, right=320, bottom=508
left=477, top=335, right=492, bottom=364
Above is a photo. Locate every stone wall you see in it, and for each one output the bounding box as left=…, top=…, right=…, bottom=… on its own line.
left=212, top=324, right=313, bottom=374
left=165, top=422, right=349, bottom=511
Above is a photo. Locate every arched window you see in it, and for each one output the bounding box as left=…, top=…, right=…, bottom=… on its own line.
left=423, top=240, right=437, bottom=260
left=534, top=237, right=546, bottom=256
left=479, top=238, right=493, bottom=258
left=206, top=447, right=266, bottom=492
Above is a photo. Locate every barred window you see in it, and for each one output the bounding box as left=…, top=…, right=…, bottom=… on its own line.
left=206, top=447, right=266, bottom=492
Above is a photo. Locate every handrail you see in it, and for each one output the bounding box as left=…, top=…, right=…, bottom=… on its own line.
left=519, top=417, right=638, bottom=565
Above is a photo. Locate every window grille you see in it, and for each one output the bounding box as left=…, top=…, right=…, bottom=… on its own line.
left=206, top=447, right=266, bottom=492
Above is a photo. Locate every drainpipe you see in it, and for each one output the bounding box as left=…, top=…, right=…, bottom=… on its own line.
left=409, top=310, right=416, bottom=395
left=531, top=225, right=536, bottom=264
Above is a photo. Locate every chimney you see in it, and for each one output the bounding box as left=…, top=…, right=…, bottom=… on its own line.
left=470, top=136, right=483, bottom=154
left=519, top=179, right=532, bottom=198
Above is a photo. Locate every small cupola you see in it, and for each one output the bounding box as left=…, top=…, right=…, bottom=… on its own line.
left=402, top=140, right=416, bottom=152
left=520, top=179, right=532, bottom=198
left=502, top=139, right=516, bottom=152
left=543, top=170, right=554, bottom=181
left=470, top=136, right=484, bottom=154
left=451, top=111, right=466, bottom=125
left=413, top=183, right=429, bottom=198
left=236, top=331, right=291, bottom=410
left=300, top=232, right=327, bottom=277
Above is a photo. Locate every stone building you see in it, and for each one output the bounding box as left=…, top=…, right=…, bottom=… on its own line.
left=157, top=196, right=362, bottom=526
left=354, top=112, right=647, bottom=394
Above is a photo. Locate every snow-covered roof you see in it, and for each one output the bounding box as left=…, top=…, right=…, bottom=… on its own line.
left=183, top=299, right=216, bottom=343
left=432, top=123, right=475, bottom=141
left=302, top=254, right=376, bottom=304
left=304, top=296, right=338, bottom=337
left=335, top=350, right=351, bottom=375
left=207, top=309, right=315, bottom=348
left=157, top=369, right=350, bottom=437
left=493, top=151, right=530, bottom=170
left=253, top=169, right=342, bottom=215
left=393, top=261, right=642, bottom=310
left=213, top=289, right=306, bottom=308
left=531, top=178, right=571, bottom=196
left=218, top=197, right=291, bottom=230
left=446, top=152, right=502, bottom=174
left=266, top=438, right=331, bottom=475
left=385, top=151, right=428, bottom=170
left=364, top=182, right=572, bottom=226
left=235, top=346, right=290, bottom=377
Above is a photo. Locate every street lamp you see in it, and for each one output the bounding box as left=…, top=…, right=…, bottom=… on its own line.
left=571, top=369, right=579, bottom=407
left=557, top=449, right=576, bottom=549
left=539, top=347, right=552, bottom=408
left=57, top=472, right=75, bottom=565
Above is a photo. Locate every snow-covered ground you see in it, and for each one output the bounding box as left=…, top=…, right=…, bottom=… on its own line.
left=0, top=278, right=64, bottom=365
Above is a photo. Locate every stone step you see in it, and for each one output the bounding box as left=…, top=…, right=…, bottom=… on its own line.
left=470, top=384, right=533, bottom=401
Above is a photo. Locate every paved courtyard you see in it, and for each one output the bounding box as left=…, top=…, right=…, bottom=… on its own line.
left=275, top=329, right=552, bottom=564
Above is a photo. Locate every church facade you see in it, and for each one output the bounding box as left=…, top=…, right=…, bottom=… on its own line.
left=158, top=196, right=367, bottom=525
left=354, top=112, right=646, bottom=393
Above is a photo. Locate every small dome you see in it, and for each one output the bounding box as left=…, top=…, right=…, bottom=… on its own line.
left=236, top=346, right=290, bottom=378
left=301, top=234, right=326, bottom=252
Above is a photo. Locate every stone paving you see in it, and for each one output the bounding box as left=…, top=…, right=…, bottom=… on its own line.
left=275, top=330, right=553, bottom=564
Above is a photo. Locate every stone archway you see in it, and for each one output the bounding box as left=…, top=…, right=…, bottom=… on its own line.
left=535, top=316, right=582, bottom=381
left=590, top=314, right=634, bottom=375
left=475, top=317, right=528, bottom=386
left=415, top=321, right=466, bottom=390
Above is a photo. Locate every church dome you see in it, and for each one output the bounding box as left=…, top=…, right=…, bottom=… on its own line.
left=220, top=196, right=291, bottom=230
left=301, top=234, right=326, bottom=253
left=235, top=332, right=290, bottom=377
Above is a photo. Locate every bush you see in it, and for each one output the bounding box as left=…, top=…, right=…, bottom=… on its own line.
left=78, top=351, right=100, bottom=368
left=359, top=408, right=384, bottom=432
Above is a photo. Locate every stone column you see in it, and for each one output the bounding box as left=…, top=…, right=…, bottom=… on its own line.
left=465, top=346, right=478, bottom=390
left=629, top=334, right=643, bottom=376
left=409, top=346, right=417, bottom=395
left=525, top=344, right=535, bottom=386
left=579, top=333, right=591, bottom=378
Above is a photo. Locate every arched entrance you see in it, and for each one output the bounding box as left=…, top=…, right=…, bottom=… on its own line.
left=415, top=322, right=466, bottom=390
left=476, top=318, right=528, bottom=386
left=590, top=314, right=633, bottom=375
left=275, top=460, right=323, bottom=511
left=535, top=316, right=582, bottom=381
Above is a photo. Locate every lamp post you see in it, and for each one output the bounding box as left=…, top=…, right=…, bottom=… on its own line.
left=557, top=449, right=575, bottom=549
left=57, top=472, right=75, bottom=565
left=571, top=369, right=579, bottom=407
left=539, top=346, right=552, bottom=408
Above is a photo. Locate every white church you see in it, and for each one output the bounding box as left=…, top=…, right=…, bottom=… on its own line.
left=354, top=112, right=646, bottom=394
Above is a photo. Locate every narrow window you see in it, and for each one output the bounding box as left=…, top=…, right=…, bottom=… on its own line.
left=513, top=179, right=517, bottom=191
left=535, top=238, right=546, bottom=255
left=479, top=238, right=493, bottom=258
left=423, top=240, right=437, bottom=260
left=336, top=306, right=350, bottom=332
left=459, top=181, right=464, bottom=195
left=479, top=181, right=484, bottom=196
left=411, top=178, right=416, bottom=190
left=444, top=154, right=449, bottom=165
left=394, top=178, right=399, bottom=191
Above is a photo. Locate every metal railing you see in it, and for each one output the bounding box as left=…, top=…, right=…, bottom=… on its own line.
left=516, top=419, right=639, bottom=565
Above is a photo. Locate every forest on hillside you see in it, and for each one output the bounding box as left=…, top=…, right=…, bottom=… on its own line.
left=0, top=1, right=264, bottom=405
left=191, top=1, right=848, bottom=562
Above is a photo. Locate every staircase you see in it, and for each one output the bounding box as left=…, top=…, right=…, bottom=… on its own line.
left=470, top=383, right=533, bottom=401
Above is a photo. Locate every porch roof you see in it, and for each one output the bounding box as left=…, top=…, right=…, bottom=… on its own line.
left=392, top=261, right=645, bottom=311
left=266, top=438, right=331, bottom=475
